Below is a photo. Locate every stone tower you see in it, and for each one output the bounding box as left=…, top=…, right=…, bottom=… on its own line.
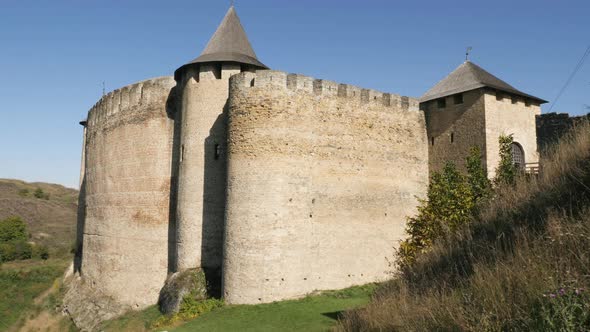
left=174, top=6, right=268, bottom=273
left=420, top=61, right=547, bottom=178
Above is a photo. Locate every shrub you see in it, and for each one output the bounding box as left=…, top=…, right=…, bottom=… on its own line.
left=33, top=245, right=50, bottom=260
left=466, top=146, right=491, bottom=204
left=397, top=162, right=474, bottom=267
left=18, top=189, right=30, bottom=197
left=0, top=216, right=28, bottom=242
left=494, top=134, right=517, bottom=186
left=13, top=240, right=33, bottom=260
left=0, top=243, right=17, bottom=262
left=33, top=188, right=49, bottom=200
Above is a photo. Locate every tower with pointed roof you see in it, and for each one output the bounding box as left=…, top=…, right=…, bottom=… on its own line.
left=174, top=5, right=268, bottom=275
left=420, top=61, right=546, bottom=178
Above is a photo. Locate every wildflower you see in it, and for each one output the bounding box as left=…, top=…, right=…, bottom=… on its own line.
left=559, top=288, right=566, bottom=295
left=549, top=293, right=556, bottom=298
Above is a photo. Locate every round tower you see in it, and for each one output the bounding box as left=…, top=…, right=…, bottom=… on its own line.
left=174, top=6, right=267, bottom=273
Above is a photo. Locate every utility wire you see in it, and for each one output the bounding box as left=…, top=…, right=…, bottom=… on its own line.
left=548, top=45, right=590, bottom=112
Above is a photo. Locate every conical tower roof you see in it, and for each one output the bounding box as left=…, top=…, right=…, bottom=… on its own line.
left=421, top=61, right=546, bottom=103
left=176, top=6, right=268, bottom=77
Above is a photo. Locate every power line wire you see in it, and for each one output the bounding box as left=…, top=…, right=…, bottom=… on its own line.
left=548, top=45, right=590, bottom=112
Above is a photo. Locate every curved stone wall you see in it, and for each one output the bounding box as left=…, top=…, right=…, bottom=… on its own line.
left=81, top=76, right=176, bottom=308
left=223, top=71, right=429, bottom=304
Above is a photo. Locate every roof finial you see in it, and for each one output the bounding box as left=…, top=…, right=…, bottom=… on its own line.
left=465, top=46, right=472, bottom=62
left=230, top=0, right=234, bottom=7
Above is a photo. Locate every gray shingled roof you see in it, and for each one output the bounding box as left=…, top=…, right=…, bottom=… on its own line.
left=420, top=61, right=546, bottom=103
left=176, top=6, right=268, bottom=75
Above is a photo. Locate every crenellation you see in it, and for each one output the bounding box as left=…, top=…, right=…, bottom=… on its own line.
left=252, top=70, right=288, bottom=89
left=286, top=74, right=314, bottom=93
left=313, top=79, right=338, bottom=96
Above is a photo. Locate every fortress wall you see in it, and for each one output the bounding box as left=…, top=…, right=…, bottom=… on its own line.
left=175, top=64, right=238, bottom=272
left=423, top=89, right=487, bottom=174
left=484, top=92, right=540, bottom=178
left=224, top=70, right=428, bottom=304
left=82, top=76, right=176, bottom=308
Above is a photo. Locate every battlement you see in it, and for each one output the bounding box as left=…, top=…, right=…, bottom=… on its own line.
left=87, top=76, right=175, bottom=128
left=230, top=70, right=419, bottom=111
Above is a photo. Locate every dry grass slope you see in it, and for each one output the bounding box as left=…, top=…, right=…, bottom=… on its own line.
left=337, top=121, right=590, bottom=331
left=0, top=179, right=78, bottom=257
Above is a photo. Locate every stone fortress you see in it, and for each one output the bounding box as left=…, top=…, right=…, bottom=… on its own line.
left=73, top=6, right=546, bottom=311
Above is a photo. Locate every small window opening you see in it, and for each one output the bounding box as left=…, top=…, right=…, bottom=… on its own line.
left=525, top=99, right=531, bottom=107
left=511, top=96, right=518, bottom=104
left=180, top=145, right=184, bottom=162
left=496, top=92, right=503, bottom=101
left=250, top=79, right=255, bottom=87
left=214, top=144, right=221, bottom=160
left=437, top=98, right=446, bottom=109
left=431, top=137, right=435, bottom=146
left=453, top=93, right=463, bottom=105
left=450, top=132, right=454, bottom=143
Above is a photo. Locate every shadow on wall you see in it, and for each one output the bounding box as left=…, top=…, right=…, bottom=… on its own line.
left=167, top=87, right=180, bottom=273
left=74, top=176, right=86, bottom=273
left=200, top=100, right=229, bottom=298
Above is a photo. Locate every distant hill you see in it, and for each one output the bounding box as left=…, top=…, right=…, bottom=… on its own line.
left=0, top=179, right=78, bottom=257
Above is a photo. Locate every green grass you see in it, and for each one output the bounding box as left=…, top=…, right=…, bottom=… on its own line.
left=0, top=258, right=69, bottom=331
left=173, top=285, right=376, bottom=332
left=101, top=284, right=376, bottom=332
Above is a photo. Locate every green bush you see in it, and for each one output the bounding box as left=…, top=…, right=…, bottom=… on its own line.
left=33, top=188, right=49, bottom=200
left=0, top=243, right=17, bottom=262
left=13, top=240, right=33, bottom=260
left=466, top=146, right=492, bottom=204
left=494, top=134, right=517, bottom=186
left=33, top=245, right=50, bottom=260
left=0, top=216, right=28, bottom=242
left=18, top=189, right=30, bottom=197
left=398, top=162, right=474, bottom=267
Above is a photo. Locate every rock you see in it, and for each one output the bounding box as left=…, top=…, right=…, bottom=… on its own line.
left=158, top=268, right=207, bottom=315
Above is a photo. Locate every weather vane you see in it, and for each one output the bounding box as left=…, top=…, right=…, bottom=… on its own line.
left=465, top=47, right=473, bottom=61
left=230, top=0, right=234, bottom=6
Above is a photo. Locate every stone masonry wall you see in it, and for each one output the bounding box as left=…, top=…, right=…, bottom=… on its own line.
left=423, top=89, right=487, bottom=174
left=81, top=76, right=176, bottom=308
left=484, top=91, right=540, bottom=178
left=223, top=70, right=429, bottom=304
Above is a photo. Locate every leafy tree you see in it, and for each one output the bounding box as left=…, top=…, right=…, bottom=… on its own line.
left=0, top=216, right=28, bottom=242
left=398, top=162, right=474, bottom=266
left=466, top=146, right=492, bottom=204
left=494, top=134, right=517, bottom=186
left=13, top=241, right=32, bottom=260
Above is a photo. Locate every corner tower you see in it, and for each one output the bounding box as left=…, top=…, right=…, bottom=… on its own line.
left=420, top=61, right=546, bottom=178
left=174, top=6, right=268, bottom=273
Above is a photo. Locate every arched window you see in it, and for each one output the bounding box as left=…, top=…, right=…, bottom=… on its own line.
left=511, top=143, right=525, bottom=169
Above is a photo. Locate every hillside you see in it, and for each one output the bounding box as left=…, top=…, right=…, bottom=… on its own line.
left=0, top=179, right=78, bottom=257
left=337, top=123, right=590, bottom=330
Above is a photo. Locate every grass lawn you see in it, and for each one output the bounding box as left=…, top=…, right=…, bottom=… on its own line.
left=172, top=284, right=376, bottom=332
left=0, top=258, right=70, bottom=330
left=101, top=284, right=376, bottom=332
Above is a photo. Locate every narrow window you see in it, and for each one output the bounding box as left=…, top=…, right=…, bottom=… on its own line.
left=511, top=96, right=518, bottom=104
left=450, top=132, right=454, bottom=143
left=214, top=144, right=221, bottom=160
left=431, top=137, right=435, bottom=146
left=525, top=99, right=531, bottom=107
left=496, top=92, right=503, bottom=101
left=453, top=93, right=463, bottom=105
left=180, top=145, right=184, bottom=162
left=437, top=98, right=446, bottom=109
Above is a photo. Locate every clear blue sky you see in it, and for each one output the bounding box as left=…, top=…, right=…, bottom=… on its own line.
left=1, top=0, right=588, bottom=188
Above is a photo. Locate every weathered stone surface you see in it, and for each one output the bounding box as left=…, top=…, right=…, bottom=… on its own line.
left=223, top=71, right=429, bottom=304
left=158, top=269, right=207, bottom=315
left=79, top=76, right=176, bottom=310
left=62, top=274, right=128, bottom=332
